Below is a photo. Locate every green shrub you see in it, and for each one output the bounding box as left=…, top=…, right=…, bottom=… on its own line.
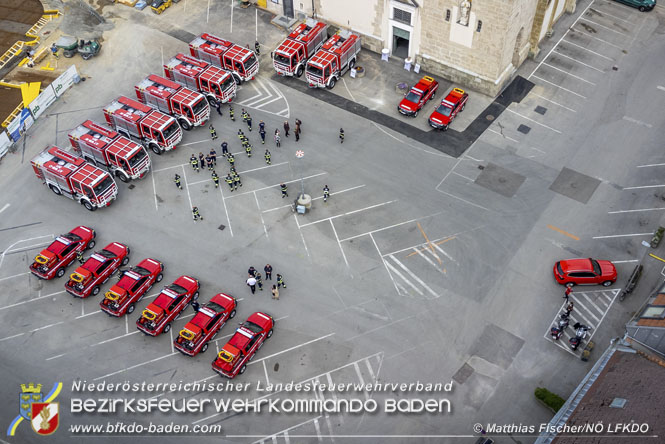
left=535, top=387, right=565, bottom=412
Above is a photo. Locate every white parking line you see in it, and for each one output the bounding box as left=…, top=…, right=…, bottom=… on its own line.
left=623, top=184, right=665, bottom=190
left=552, top=50, right=604, bottom=72
left=226, top=173, right=327, bottom=199
left=153, top=163, right=186, bottom=173
left=531, top=75, right=587, bottom=99
left=587, top=6, right=634, bottom=24
left=592, top=233, right=651, bottom=239
left=250, top=333, right=335, bottom=366
left=299, top=200, right=396, bottom=228
left=93, top=351, right=178, bottom=381
left=561, top=39, right=614, bottom=60
left=262, top=185, right=366, bottom=213
left=658, top=86, right=665, bottom=92
left=330, top=220, right=349, bottom=269
left=637, top=162, right=665, bottom=168
left=541, top=62, right=596, bottom=85
left=0, top=321, right=64, bottom=342
left=151, top=168, right=158, bottom=211
left=608, top=208, right=665, bottom=214
left=579, top=17, right=629, bottom=35
left=384, top=260, right=422, bottom=296
left=92, top=331, right=140, bottom=347
left=387, top=255, right=439, bottom=298
left=255, top=191, right=268, bottom=238
left=219, top=180, right=234, bottom=237
left=0, top=290, right=65, bottom=311
left=612, top=259, right=639, bottom=263
left=487, top=128, right=519, bottom=143
left=181, top=165, right=194, bottom=213
left=576, top=31, right=623, bottom=49
left=622, top=116, right=653, bottom=128
left=529, top=93, right=578, bottom=113
left=0, top=272, right=29, bottom=282
left=0, top=234, right=54, bottom=270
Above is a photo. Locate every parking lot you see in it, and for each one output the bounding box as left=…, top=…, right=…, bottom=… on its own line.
left=1, top=0, right=665, bottom=442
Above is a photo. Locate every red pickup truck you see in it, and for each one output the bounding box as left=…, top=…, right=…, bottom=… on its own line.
left=429, top=87, right=469, bottom=130
left=136, top=275, right=200, bottom=336
left=30, top=226, right=96, bottom=280
left=65, top=242, right=130, bottom=298
left=174, top=293, right=237, bottom=356
left=100, top=258, right=164, bottom=317
left=398, top=75, right=439, bottom=117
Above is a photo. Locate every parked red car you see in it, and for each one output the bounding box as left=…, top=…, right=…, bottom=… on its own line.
left=136, top=275, right=200, bottom=336
left=398, top=75, right=439, bottom=117
left=553, top=258, right=617, bottom=287
left=212, top=312, right=274, bottom=378
left=429, top=87, right=468, bottom=130
left=174, top=293, right=237, bottom=356
left=30, top=226, right=96, bottom=279
left=100, top=258, right=164, bottom=317
left=65, top=242, right=130, bottom=298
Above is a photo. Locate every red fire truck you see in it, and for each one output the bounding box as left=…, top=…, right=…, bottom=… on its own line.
left=31, top=146, right=118, bottom=211
left=135, top=74, right=209, bottom=131
left=189, top=33, right=259, bottom=83
left=30, top=226, right=96, bottom=280
left=68, top=120, right=151, bottom=183
left=65, top=242, right=130, bottom=298
left=104, top=96, right=182, bottom=155
left=273, top=19, right=328, bottom=78
left=164, top=53, right=236, bottom=105
left=305, top=30, right=361, bottom=89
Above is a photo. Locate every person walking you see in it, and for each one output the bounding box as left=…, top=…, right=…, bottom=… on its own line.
left=259, top=120, right=265, bottom=132
left=565, top=301, right=574, bottom=315
left=246, top=275, right=257, bottom=294
left=174, top=173, right=182, bottom=190
left=564, top=286, right=572, bottom=302
left=283, top=120, right=290, bottom=137
left=229, top=105, right=235, bottom=121
left=76, top=251, right=85, bottom=264
left=226, top=152, right=235, bottom=167
left=259, top=126, right=266, bottom=144
left=264, top=149, right=271, bottom=165
left=214, top=100, right=222, bottom=116
left=323, top=185, right=330, bottom=202
left=206, top=155, right=213, bottom=171
left=50, top=43, right=59, bottom=59
left=295, top=118, right=302, bottom=134
left=271, top=285, right=279, bottom=300
left=294, top=125, right=300, bottom=142
left=244, top=141, right=252, bottom=157
left=190, top=154, right=199, bottom=172
left=242, top=109, right=248, bottom=124
left=192, top=206, right=203, bottom=221
left=280, top=183, right=288, bottom=198
left=233, top=171, right=242, bottom=188
left=248, top=266, right=256, bottom=277
left=225, top=173, right=234, bottom=191
left=238, top=129, right=245, bottom=142
left=220, top=141, right=228, bottom=155
left=255, top=271, right=264, bottom=291
left=191, top=300, right=200, bottom=312
left=276, top=273, right=286, bottom=289
left=339, top=128, right=344, bottom=144
left=209, top=125, right=218, bottom=140
left=212, top=170, right=220, bottom=188
left=274, top=130, right=281, bottom=147
left=209, top=148, right=217, bottom=166
left=254, top=40, right=260, bottom=55
left=199, top=152, right=206, bottom=170
left=246, top=114, right=253, bottom=131
left=264, top=264, right=273, bottom=280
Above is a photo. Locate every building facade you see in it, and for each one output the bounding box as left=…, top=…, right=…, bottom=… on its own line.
left=258, top=0, right=577, bottom=96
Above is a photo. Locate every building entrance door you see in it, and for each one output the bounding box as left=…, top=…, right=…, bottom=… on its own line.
left=283, top=0, right=294, bottom=18
left=392, top=26, right=410, bottom=59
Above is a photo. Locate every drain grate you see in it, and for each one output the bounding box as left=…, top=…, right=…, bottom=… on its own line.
left=218, top=225, right=226, bottom=231
left=128, top=184, right=135, bottom=190
left=534, top=106, right=547, bottom=115
left=517, top=124, right=531, bottom=134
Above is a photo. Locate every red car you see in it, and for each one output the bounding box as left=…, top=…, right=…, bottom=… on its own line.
left=136, top=275, right=200, bottom=336
left=65, top=242, right=130, bottom=298
left=174, top=293, right=237, bottom=356
left=398, top=75, right=439, bottom=117
left=30, top=226, right=96, bottom=279
left=553, top=258, right=617, bottom=287
left=212, top=312, right=274, bottom=378
left=100, top=258, right=164, bottom=317
left=429, top=87, right=468, bottom=130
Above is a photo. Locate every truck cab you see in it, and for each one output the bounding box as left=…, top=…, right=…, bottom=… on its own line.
left=273, top=20, right=328, bottom=78
left=30, top=226, right=96, bottom=280
left=65, top=242, right=130, bottom=298
left=398, top=75, right=439, bottom=117
left=100, top=258, right=164, bottom=317
left=164, top=54, right=237, bottom=105
left=189, top=34, right=259, bottom=83
left=429, top=87, right=469, bottom=131
left=174, top=293, right=237, bottom=356
left=137, top=275, right=200, bottom=336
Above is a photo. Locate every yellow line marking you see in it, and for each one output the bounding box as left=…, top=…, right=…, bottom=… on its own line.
left=406, top=236, right=456, bottom=258
left=547, top=224, right=580, bottom=241
left=649, top=253, right=665, bottom=263
left=416, top=222, right=441, bottom=264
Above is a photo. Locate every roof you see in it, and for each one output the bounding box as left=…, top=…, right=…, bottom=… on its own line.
left=31, top=146, right=85, bottom=178
left=288, top=20, right=327, bottom=44
left=136, top=74, right=181, bottom=100
left=69, top=120, right=118, bottom=150
left=190, top=33, right=251, bottom=62
left=275, top=38, right=303, bottom=58
left=165, top=53, right=208, bottom=78
left=636, top=293, right=665, bottom=327
left=105, top=137, right=142, bottom=160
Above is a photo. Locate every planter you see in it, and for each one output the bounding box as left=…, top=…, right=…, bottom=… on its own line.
left=354, top=66, right=365, bottom=78
left=395, top=82, right=408, bottom=95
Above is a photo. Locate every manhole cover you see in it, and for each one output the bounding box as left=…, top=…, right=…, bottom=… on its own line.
left=534, top=106, right=547, bottom=115
left=517, top=124, right=531, bottom=134
left=217, top=224, right=226, bottom=231
left=128, top=184, right=135, bottom=190
left=486, top=114, right=495, bottom=121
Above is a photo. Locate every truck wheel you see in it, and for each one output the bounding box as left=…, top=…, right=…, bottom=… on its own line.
left=56, top=267, right=66, bottom=278
left=461, top=104, right=466, bottom=112
left=92, top=286, right=100, bottom=296
left=207, top=96, right=219, bottom=106
left=127, top=304, right=135, bottom=314
left=179, top=119, right=192, bottom=131
left=295, top=65, right=304, bottom=78
left=267, top=329, right=273, bottom=339
left=327, top=77, right=337, bottom=89
left=156, top=273, right=163, bottom=282
left=201, top=343, right=209, bottom=353
left=239, top=364, right=247, bottom=375
left=232, top=74, right=242, bottom=84
left=413, top=111, right=418, bottom=118
left=50, top=185, right=62, bottom=195
left=116, top=170, right=130, bottom=183
left=149, top=143, right=162, bottom=155
left=229, top=309, right=236, bottom=319
left=82, top=200, right=96, bottom=211
left=639, top=5, right=646, bottom=11
left=442, top=124, right=449, bottom=131
left=349, top=58, right=356, bottom=69
left=163, top=323, right=172, bottom=333
left=122, top=256, right=130, bottom=266
left=87, top=240, right=96, bottom=250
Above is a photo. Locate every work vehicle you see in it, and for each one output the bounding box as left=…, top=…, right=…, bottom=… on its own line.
left=611, top=0, right=655, bottom=11
left=398, top=75, right=439, bottom=117
left=68, top=120, right=151, bottom=182
left=429, top=87, right=469, bottom=130
left=135, top=74, right=210, bottom=130
left=273, top=19, right=328, bottom=78
left=174, top=293, right=237, bottom=356
left=54, top=36, right=101, bottom=60
left=164, top=53, right=237, bottom=105
left=305, top=30, right=361, bottom=89
left=31, top=146, right=118, bottom=211
left=100, top=258, right=164, bottom=317
left=212, top=312, right=274, bottom=378
left=553, top=258, right=617, bottom=287
left=137, top=275, right=200, bottom=336
left=29, top=226, right=96, bottom=280
left=103, top=96, right=182, bottom=154
left=189, top=33, right=259, bottom=83
left=150, top=0, right=171, bottom=14
left=65, top=242, right=130, bottom=298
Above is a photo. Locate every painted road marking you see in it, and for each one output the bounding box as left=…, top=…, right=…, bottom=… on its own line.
left=658, top=86, right=665, bottom=92
left=579, top=17, right=629, bottom=35
left=552, top=50, right=604, bottom=72
left=386, top=255, right=439, bottom=298
left=529, top=93, right=577, bottom=113
left=622, top=116, right=652, bottom=128
left=637, top=163, right=665, bottom=168
left=531, top=75, right=587, bottom=99
left=416, top=222, right=441, bottom=264
left=561, top=39, right=614, bottom=60
left=547, top=224, right=580, bottom=241
left=487, top=128, right=520, bottom=143
left=592, top=233, right=651, bottom=239
left=541, top=62, right=596, bottom=85
left=609, top=208, right=665, bottom=214
left=505, top=108, right=563, bottom=133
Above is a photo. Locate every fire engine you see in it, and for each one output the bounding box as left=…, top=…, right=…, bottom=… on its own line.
left=68, top=120, right=151, bottom=182
left=100, top=258, right=164, bottom=317
left=212, top=312, right=274, bottom=378
left=30, top=226, right=96, bottom=280
left=273, top=19, right=328, bottom=78
left=189, top=33, right=259, bottom=83
left=174, top=293, right=237, bottom=356
left=31, top=146, right=118, bottom=211
left=103, top=96, right=182, bottom=155
left=305, top=30, right=361, bottom=89
left=428, top=87, right=469, bottom=131
left=65, top=242, right=130, bottom=298
left=137, top=275, right=200, bottom=336
left=164, top=53, right=237, bottom=105
left=135, top=74, right=209, bottom=131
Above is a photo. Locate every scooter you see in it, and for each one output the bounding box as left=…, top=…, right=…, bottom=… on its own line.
left=550, top=313, right=570, bottom=340
left=569, top=322, right=592, bottom=350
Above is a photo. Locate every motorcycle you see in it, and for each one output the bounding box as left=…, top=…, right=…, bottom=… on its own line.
left=569, top=322, right=592, bottom=350
left=550, top=313, right=570, bottom=340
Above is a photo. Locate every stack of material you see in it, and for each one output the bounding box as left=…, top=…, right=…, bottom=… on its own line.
left=116, top=0, right=138, bottom=6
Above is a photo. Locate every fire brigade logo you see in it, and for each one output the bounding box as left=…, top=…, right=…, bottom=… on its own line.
left=7, top=382, right=62, bottom=436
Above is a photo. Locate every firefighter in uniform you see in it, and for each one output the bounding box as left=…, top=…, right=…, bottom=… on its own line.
left=199, top=152, right=206, bottom=170
left=259, top=127, right=266, bottom=144
left=276, top=274, right=286, bottom=289
left=264, top=149, right=271, bottom=165
left=192, top=206, right=203, bottom=221
left=212, top=170, right=220, bottom=188
left=323, top=185, right=330, bottom=202
left=232, top=171, right=242, bottom=188
left=190, top=154, right=199, bottom=172
left=209, top=148, right=217, bottom=166
left=244, top=141, right=252, bottom=157
left=206, top=155, right=213, bottom=171
left=225, top=174, right=234, bottom=191
left=229, top=105, right=235, bottom=121
left=221, top=141, right=228, bottom=155
left=226, top=153, right=235, bottom=166
left=237, top=129, right=245, bottom=142
left=174, top=174, right=182, bottom=189
left=254, top=40, right=260, bottom=55
left=241, top=109, right=248, bottom=123
left=246, top=114, right=252, bottom=131
left=280, top=183, right=288, bottom=198
left=210, top=125, right=218, bottom=140
left=255, top=271, right=263, bottom=291
left=76, top=251, right=85, bottom=264
left=339, top=128, right=344, bottom=144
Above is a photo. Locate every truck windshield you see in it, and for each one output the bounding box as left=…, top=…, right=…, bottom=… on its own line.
left=244, top=54, right=257, bottom=69
left=306, top=64, right=323, bottom=77
left=274, top=54, right=291, bottom=67
left=436, top=104, right=453, bottom=116
left=192, top=98, right=207, bottom=115
left=93, top=176, right=114, bottom=195
left=221, top=76, right=234, bottom=91
left=241, top=320, right=263, bottom=334
left=405, top=91, right=421, bottom=103
left=128, top=148, right=147, bottom=168
left=162, top=121, right=179, bottom=140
